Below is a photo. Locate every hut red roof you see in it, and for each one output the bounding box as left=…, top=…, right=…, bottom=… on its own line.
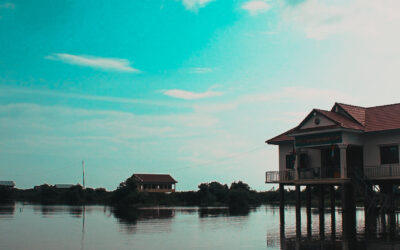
left=133, top=174, right=177, bottom=184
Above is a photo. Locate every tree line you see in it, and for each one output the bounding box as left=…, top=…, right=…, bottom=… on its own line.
left=1, top=174, right=325, bottom=211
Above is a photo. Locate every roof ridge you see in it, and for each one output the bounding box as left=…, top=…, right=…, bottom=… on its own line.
left=314, top=108, right=330, bottom=112
left=135, top=173, right=172, bottom=175
left=336, top=102, right=366, bottom=109
left=366, top=102, right=400, bottom=109
left=316, top=109, right=364, bottom=129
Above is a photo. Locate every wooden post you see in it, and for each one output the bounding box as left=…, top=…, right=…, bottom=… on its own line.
left=306, top=185, right=312, bottom=238
left=319, top=185, right=325, bottom=239
left=342, top=183, right=356, bottom=240
left=306, top=185, right=312, bottom=213
left=295, top=184, right=301, bottom=210
left=330, top=185, right=336, bottom=238
left=330, top=185, right=335, bottom=212
left=341, top=183, right=355, bottom=213
left=279, top=183, right=285, bottom=226
left=295, top=185, right=301, bottom=239
left=319, top=185, right=325, bottom=213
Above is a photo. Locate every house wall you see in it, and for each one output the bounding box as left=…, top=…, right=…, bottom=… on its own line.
left=278, top=143, right=321, bottom=170
left=300, top=114, right=335, bottom=129
left=276, top=131, right=400, bottom=171
left=363, top=131, right=400, bottom=166
left=342, top=131, right=363, bottom=145
left=279, top=142, right=293, bottom=171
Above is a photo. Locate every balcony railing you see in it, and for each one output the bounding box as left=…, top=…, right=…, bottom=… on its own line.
left=266, top=166, right=341, bottom=183
left=266, top=165, right=400, bottom=183
left=266, top=170, right=295, bottom=183
left=364, top=165, right=400, bottom=179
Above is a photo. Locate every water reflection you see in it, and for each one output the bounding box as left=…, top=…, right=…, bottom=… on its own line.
left=275, top=206, right=400, bottom=250
left=3, top=203, right=400, bottom=249
left=199, top=207, right=230, bottom=217
left=33, top=205, right=85, bottom=218
left=0, top=202, right=15, bottom=218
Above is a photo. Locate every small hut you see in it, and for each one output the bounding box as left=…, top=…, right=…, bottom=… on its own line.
left=133, top=174, right=177, bottom=193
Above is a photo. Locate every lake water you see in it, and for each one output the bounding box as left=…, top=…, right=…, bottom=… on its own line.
left=1, top=203, right=400, bottom=249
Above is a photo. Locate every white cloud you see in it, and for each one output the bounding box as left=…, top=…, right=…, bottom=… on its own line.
left=163, top=89, right=223, bottom=100
left=0, top=2, right=15, bottom=9
left=270, top=111, right=309, bottom=124
left=46, top=53, right=140, bottom=72
left=0, top=87, right=180, bottom=107
left=193, top=103, right=237, bottom=113
left=238, top=86, right=356, bottom=106
left=242, top=1, right=271, bottom=15
left=190, top=67, right=213, bottom=74
left=181, top=0, right=214, bottom=11
left=281, top=0, right=400, bottom=40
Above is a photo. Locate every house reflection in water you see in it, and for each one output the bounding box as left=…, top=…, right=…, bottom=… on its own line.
left=272, top=208, right=400, bottom=250
left=0, top=202, right=15, bottom=218
left=113, top=207, right=176, bottom=234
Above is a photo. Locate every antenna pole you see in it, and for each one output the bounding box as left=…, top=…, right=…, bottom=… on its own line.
left=82, top=160, right=85, bottom=189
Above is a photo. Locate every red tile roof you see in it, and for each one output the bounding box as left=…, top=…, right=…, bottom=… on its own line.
left=267, top=102, right=400, bottom=144
left=365, top=103, right=400, bottom=132
left=266, top=128, right=296, bottom=144
left=133, top=174, right=177, bottom=184
left=316, top=109, right=364, bottom=130
left=335, top=103, right=366, bottom=126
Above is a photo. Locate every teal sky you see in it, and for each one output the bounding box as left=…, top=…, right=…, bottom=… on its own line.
left=2, top=0, right=400, bottom=190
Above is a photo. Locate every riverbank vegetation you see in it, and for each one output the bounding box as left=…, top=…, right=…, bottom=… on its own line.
left=0, top=174, right=346, bottom=210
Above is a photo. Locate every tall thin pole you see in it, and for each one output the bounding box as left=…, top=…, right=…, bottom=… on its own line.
left=82, top=160, right=85, bottom=189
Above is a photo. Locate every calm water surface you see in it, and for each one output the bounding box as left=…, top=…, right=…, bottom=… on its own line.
left=0, top=203, right=400, bottom=249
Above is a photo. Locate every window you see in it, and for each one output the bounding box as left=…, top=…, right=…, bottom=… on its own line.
left=286, top=154, right=295, bottom=169
left=380, top=145, right=399, bottom=164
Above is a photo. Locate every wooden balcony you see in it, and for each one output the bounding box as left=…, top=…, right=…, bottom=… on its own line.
left=266, top=170, right=295, bottom=183
left=364, top=165, right=400, bottom=180
left=266, top=164, right=400, bottom=184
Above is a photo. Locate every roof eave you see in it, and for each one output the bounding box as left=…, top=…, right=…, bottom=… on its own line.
left=266, top=139, right=294, bottom=145
left=288, top=127, right=364, bottom=137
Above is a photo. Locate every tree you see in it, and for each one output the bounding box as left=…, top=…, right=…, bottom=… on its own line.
left=230, top=181, right=250, bottom=191
left=112, top=175, right=139, bottom=205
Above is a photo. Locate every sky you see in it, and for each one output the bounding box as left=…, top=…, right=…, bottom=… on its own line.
left=1, top=0, right=400, bottom=191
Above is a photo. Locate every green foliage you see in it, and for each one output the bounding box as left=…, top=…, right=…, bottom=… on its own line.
left=10, top=176, right=284, bottom=209
left=230, top=181, right=250, bottom=191
left=112, top=174, right=140, bottom=206
left=227, top=189, right=250, bottom=213
left=0, top=187, right=15, bottom=203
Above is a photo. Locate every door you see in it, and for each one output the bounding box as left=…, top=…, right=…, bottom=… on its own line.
left=321, top=146, right=340, bottom=178
left=347, top=146, right=363, bottom=178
